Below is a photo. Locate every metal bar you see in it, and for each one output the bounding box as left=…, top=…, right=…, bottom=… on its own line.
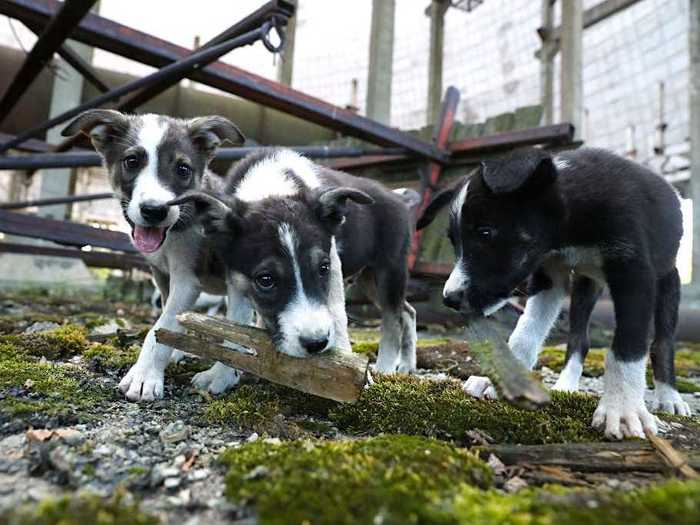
left=0, top=191, right=112, bottom=209
left=0, top=146, right=408, bottom=170
left=0, top=241, right=148, bottom=270
left=0, top=25, right=271, bottom=154
left=23, top=20, right=110, bottom=93
left=328, top=123, right=576, bottom=171
left=0, top=209, right=136, bottom=252
left=0, top=0, right=97, bottom=122
left=0, top=0, right=448, bottom=162
left=0, top=132, right=88, bottom=152
left=117, top=2, right=293, bottom=113
left=408, top=86, right=460, bottom=270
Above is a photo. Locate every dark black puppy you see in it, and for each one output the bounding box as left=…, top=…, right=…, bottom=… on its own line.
left=174, top=149, right=416, bottom=373
left=418, top=147, right=690, bottom=439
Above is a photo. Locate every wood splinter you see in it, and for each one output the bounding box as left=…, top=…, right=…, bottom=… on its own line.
left=463, top=316, right=551, bottom=409
left=155, top=312, right=370, bottom=403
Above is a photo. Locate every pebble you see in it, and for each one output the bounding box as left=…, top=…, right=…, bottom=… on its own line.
left=24, top=321, right=60, bottom=334
left=189, top=469, right=210, bottom=482
left=247, top=433, right=259, bottom=443
left=160, top=421, right=189, bottom=444
left=503, top=476, right=528, bottom=493
left=164, top=477, right=181, bottom=490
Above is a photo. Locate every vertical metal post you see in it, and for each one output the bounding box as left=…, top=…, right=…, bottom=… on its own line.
left=277, top=0, right=297, bottom=85
left=539, top=0, right=555, bottom=125
left=427, top=0, right=448, bottom=124
left=366, top=0, right=395, bottom=125
left=560, top=0, right=583, bottom=139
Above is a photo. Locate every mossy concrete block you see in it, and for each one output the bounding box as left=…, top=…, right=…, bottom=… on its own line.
left=513, top=104, right=544, bottom=129
left=482, top=112, right=516, bottom=136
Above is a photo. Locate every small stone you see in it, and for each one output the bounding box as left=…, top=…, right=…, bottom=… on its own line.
left=247, top=433, right=259, bottom=443
left=23, top=379, right=34, bottom=389
left=503, top=476, right=528, bottom=493
left=693, top=392, right=700, bottom=398
left=244, top=465, right=270, bottom=481
left=94, top=445, right=112, bottom=457
left=162, top=467, right=180, bottom=478
left=189, top=468, right=210, bottom=481
left=160, top=421, right=189, bottom=444
left=24, top=321, right=60, bottom=334
left=174, top=454, right=186, bottom=467
left=164, top=477, right=181, bottom=490
left=487, top=454, right=506, bottom=475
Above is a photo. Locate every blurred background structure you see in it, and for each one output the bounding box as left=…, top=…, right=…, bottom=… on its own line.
left=0, top=0, right=698, bottom=307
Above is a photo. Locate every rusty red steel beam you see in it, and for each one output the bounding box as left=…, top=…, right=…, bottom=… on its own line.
left=407, top=86, right=460, bottom=271
left=0, top=0, right=97, bottom=123
left=0, top=241, right=148, bottom=270
left=0, top=209, right=136, bottom=253
left=0, top=0, right=447, bottom=163
left=328, top=123, right=576, bottom=171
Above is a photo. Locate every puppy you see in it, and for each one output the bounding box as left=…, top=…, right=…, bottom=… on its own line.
left=173, top=149, right=417, bottom=371
left=418, top=147, right=690, bottom=439
left=62, top=110, right=250, bottom=401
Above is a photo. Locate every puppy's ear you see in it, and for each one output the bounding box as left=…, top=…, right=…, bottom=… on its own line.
left=61, top=109, right=129, bottom=155
left=481, top=150, right=558, bottom=195
left=315, top=187, right=374, bottom=229
left=416, top=177, right=468, bottom=230
left=168, top=191, right=244, bottom=235
left=188, top=116, right=245, bottom=157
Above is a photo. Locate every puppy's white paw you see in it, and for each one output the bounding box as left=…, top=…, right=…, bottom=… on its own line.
left=375, top=352, right=399, bottom=374
left=192, top=363, right=241, bottom=395
left=650, top=384, right=692, bottom=416
left=463, top=376, right=498, bottom=400
left=592, top=396, right=658, bottom=440
left=169, top=349, right=186, bottom=364
left=396, top=361, right=415, bottom=374
left=119, top=363, right=165, bottom=402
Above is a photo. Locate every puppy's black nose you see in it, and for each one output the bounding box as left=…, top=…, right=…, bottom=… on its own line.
left=443, top=291, right=463, bottom=311
left=300, top=336, right=329, bottom=354
left=140, top=201, right=168, bottom=223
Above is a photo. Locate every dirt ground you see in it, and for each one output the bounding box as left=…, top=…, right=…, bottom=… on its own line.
left=1, top=290, right=699, bottom=525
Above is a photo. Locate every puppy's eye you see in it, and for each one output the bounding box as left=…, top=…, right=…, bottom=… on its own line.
left=476, top=226, right=495, bottom=240
left=123, top=155, right=140, bottom=171
left=255, top=273, right=275, bottom=290
left=176, top=162, right=193, bottom=179
left=319, top=260, right=331, bottom=275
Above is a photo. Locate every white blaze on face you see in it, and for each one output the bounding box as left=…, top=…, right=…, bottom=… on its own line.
left=236, top=150, right=321, bottom=202
left=126, top=114, right=178, bottom=227
left=276, top=223, right=334, bottom=357
left=443, top=260, right=469, bottom=298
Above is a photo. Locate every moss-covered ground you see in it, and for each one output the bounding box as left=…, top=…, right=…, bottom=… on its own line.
left=2, top=291, right=700, bottom=524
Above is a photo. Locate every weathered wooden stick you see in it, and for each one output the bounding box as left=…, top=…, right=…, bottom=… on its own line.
left=645, top=428, right=700, bottom=479
left=463, top=316, right=550, bottom=409
left=155, top=312, right=369, bottom=403
left=479, top=441, right=700, bottom=474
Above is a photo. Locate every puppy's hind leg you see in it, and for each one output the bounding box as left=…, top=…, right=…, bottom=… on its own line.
left=398, top=301, right=417, bottom=373
left=553, top=276, right=602, bottom=392
left=649, top=269, right=691, bottom=416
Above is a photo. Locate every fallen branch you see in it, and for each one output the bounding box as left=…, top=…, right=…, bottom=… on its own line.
left=155, top=313, right=369, bottom=403
left=463, top=316, right=550, bottom=409
left=479, top=441, right=700, bottom=474
left=645, top=428, right=699, bottom=479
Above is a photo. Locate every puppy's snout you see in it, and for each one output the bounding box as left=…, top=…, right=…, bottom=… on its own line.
left=443, top=291, right=463, bottom=311
left=300, top=335, right=330, bottom=354
left=140, top=201, right=168, bottom=224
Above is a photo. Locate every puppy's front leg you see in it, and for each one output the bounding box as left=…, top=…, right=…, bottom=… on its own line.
left=592, top=262, right=657, bottom=439
left=328, top=237, right=351, bottom=352
left=191, top=279, right=252, bottom=394
left=119, top=278, right=200, bottom=401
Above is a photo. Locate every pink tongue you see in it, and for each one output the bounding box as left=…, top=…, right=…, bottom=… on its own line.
left=132, top=226, right=166, bottom=253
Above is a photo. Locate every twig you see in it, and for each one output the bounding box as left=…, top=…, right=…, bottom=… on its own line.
left=645, top=428, right=699, bottom=479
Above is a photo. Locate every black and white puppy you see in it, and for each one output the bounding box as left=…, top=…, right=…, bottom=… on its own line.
left=173, top=149, right=417, bottom=372
left=62, top=110, right=249, bottom=401
left=418, top=147, right=691, bottom=439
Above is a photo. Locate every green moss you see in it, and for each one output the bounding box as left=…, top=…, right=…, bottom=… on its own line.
left=0, top=342, right=114, bottom=421
left=3, top=489, right=158, bottom=525
left=0, top=325, right=90, bottom=361
left=221, top=435, right=492, bottom=525
left=205, top=384, right=284, bottom=433
left=675, top=378, right=700, bottom=394
left=331, top=376, right=601, bottom=445
left=352, top=337, right=456, bottom=357
left=83, top=343, right=138, bottom=373
left=448, top=480, right=700, bottom=525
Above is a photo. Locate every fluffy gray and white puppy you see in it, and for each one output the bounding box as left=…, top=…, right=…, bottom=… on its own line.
left=62, top=109, right=249, bottom=401
left=172, top=149, right=417, bottom=376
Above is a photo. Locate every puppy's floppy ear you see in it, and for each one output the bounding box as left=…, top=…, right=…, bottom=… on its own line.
left=61, top=109, right=129, bottom=155
left=315, top=187, right=374, bottom=228
left=416, top=176, right=468, bottom=230
left=481, top=149, right=558, bottom=195
left=188, top=116, right=245, bottom=157
left=168, top=191, right=244, bottom=235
